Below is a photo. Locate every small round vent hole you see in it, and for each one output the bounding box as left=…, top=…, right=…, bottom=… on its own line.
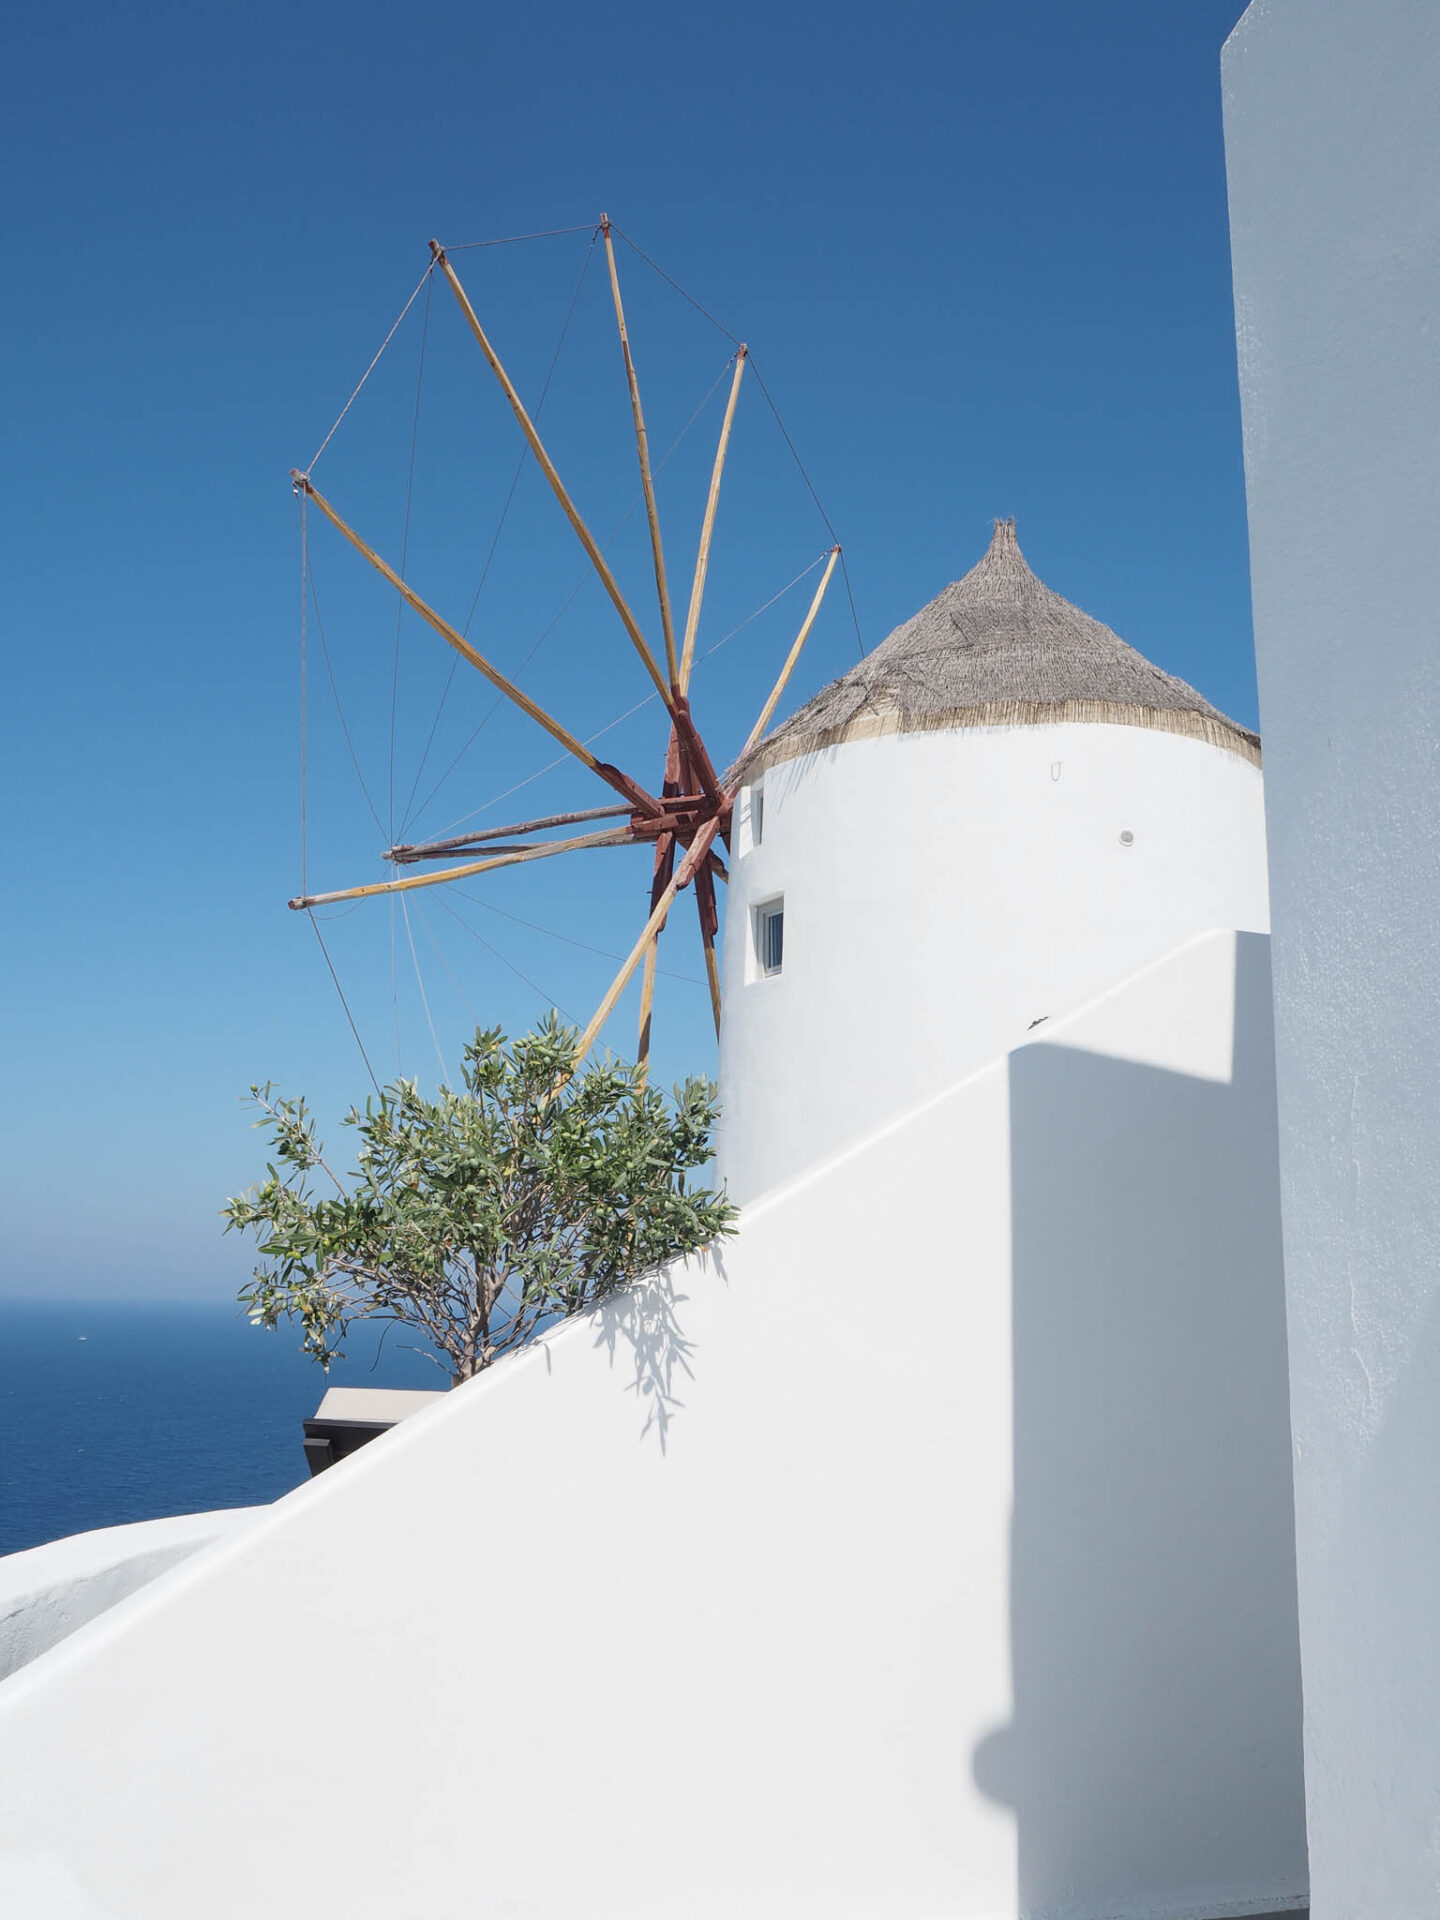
left=1119, top=830, right=1135, bottom=846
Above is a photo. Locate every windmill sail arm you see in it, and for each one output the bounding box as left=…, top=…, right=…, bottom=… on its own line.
left=737, top=546, right=841, bottom=763
left=601, top=215, right=678, bottom=690
left=430, top=242, right=681, bottom=722
left=292, top=473, right=662, bottom=819
left=680, top=347, right=747, bottom=694
left=568, top=815, right=723, bottom=1070
left=288, top=828, right=637, bottom=912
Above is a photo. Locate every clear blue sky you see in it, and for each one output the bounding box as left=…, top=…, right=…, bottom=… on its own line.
left=1, top=0, right=1252, bottom=1297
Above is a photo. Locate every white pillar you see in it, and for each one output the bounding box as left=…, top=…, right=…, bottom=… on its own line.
left=1224, top=3, right=1440, bottom=1911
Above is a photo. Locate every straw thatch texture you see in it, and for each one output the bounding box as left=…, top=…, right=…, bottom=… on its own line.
left=733, top=521, right=1260, bottom=780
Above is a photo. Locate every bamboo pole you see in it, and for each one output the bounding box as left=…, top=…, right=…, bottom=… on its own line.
left=430, top=242, right=675, bottom=712
left=289, top=828, right=634, bottom=911
left=570, top=817, right=722, bottom=1067
left=636, top=938, right=661, bottom=1066
left=636, top=836, right=676, bottom=1069
left=679, top=347, right=746, bottom=693
left=294, top=475, right=659, bottom=817
left=736, top=547, right=841, bottom=762
left=601, top=216, right=678, bottom=691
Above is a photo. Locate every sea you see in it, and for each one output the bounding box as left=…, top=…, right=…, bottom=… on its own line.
left=0, top=1299, right=448, bottom=1558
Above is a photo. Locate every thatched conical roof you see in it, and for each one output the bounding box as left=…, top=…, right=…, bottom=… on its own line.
left=735, top=520, right=1260, bottom=779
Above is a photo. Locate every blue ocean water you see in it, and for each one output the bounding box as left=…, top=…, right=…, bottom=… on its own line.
left=0, top=1300, right=448, bottom=1557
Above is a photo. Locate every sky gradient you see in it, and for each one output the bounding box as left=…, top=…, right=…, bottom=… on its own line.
left=2, top=0, right=1252, bottom=1295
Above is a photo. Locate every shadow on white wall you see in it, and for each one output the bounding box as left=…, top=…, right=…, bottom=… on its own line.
left=973, top=934, right=1308, bottom=1917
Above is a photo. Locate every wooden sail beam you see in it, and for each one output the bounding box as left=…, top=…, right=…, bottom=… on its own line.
left=638, top=725, right=682, bottom=1068
left=601, top=215, right=678, bottom=691
left=570, top=815, right=723, bottom=1069
left=430, top=241, right=678, bottom=716
left=288, top=827, right=634, bottom=911
left=669, top=693, right=722, bottom=803
left=694, top=863, right=723, bottom=1038
left=737, top=547, right=841, bottom=763
left=293, top=475, right=661, bottom=817
left=679, top=346, right=747, bottom=693
left=384, top=803, right=634, bottom=863
left=384, top=794, right=721, bottom=865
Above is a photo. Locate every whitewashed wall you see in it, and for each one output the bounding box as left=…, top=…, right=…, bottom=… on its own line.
left=1224, top=4, right=1440, bottom=1913
left=0, top=931, right=1303, bottom=1920
left=0, top=1509, right=262, bottom=1684
left=718, top=724, right=1269, bottom=1202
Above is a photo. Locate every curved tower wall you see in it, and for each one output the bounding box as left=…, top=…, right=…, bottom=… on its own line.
left=718, top=720, right=1269, bottom=1202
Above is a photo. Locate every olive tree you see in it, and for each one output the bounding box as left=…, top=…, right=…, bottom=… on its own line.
left=224, top=1016, right=736, bottom=1383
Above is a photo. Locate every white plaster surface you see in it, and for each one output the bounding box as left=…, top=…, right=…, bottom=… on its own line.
left=718, top=723, right=1269, bottom=1203
left=0, top=1508, right=264, bottom=1684
left=1224, top=3, right=1440, bottom=1912
left=311, top=1385, right=447, bottom=1423
left=0, top=932, right=1302, bottom=1919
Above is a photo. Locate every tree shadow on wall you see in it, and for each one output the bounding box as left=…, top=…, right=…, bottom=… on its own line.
left=972, top=934, right=1308, bottom=1920
left=590, top=1258, right=704, bottom=1454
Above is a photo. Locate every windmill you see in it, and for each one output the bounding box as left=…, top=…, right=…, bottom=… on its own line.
left=289, top=217, right=841, bottom=1071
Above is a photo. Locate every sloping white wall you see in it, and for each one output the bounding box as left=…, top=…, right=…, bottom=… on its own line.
left=1224, top=4, right=1440, bottom=1913
left=0, top=1509, right=263, bottom=1684
left=719, top=724, right=1268, bottom=1204
left=0, top=933, right=1302, bottom=1920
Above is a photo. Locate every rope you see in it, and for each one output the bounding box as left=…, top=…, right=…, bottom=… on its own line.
left=612, top=224, right=865, bottom=659
left=460, top=233, right=599, bottom=641
left=431, top=691, right=656, bottom=840
left=304, top=261, right=435, bottom=476
left=391, top=898, right=401, bottom=1076
left=299, top=493, right=309, bottom=900
left=437, top=895, right=574, bottom=1021
left=401, top=894, right=449, bottom=1083
left=307, top=557, right=386, bottom=835
left=307, top=912, right=382, bottom=1096
left=398, top=230, right=599, bottom=836
left=431, top=554, right=825, bottom=841
left=696, top=552, right=828, bottom=666
left=445, top=223, right=600, bottom=252
left=838, top=551, right=867, bottom=662
left=413, top=900, right=478, bottom=1026
left=389, top=269, right=433, bottom=837
left=452, top=886, right=705, bottom=985
left=611, top=225, right=741, bottom=345
left=745, top=357, right=866, bottom=659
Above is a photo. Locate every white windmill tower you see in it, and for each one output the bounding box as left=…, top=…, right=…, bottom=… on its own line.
left=718, top=518, right=1270, bottom=1202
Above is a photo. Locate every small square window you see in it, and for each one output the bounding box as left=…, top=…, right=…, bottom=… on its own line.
left=755, top=899, right=784, bottom=976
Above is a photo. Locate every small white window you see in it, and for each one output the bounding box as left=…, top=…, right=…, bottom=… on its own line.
left=741, top=783, right=765, bottom=855
left=755, top=898, right=784, bottom=977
